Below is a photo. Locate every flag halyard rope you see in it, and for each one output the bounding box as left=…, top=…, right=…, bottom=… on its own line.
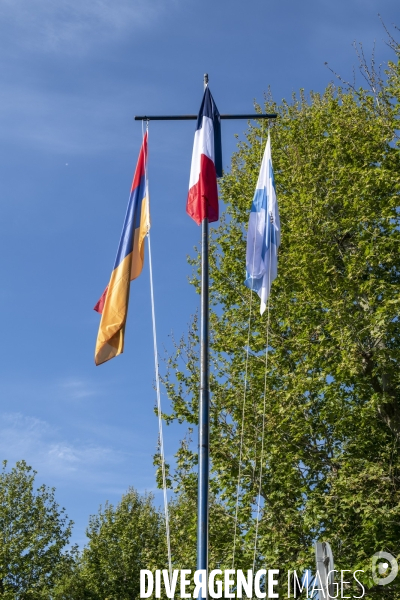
left=231, top=285, right=254, bottom=569
left=143, top=121, right=173, bottom=579
left=232, top=125, right=265, bottom=569
left=253, top=121, right=273, bottom=570
left=252, top=252, right=272, bottom=572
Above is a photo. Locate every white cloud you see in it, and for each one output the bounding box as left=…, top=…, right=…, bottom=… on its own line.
left=0, top=0, right=169, bottom=55
left=0, top=412, right=127, bottom=484
left=0, top=1, right=179, bottom=155
left=0, top=376, right=102, bottom=404
left=60, top=378, right=98, bottom=399
left=48, top=442, right=121, bottom=471
left=0, top=82, right=142, bottom=155
left=0, top=77, right=190, bottom=157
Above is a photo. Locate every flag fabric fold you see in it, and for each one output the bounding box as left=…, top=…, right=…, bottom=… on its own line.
left=244, top=133, right=280, bottom=314
left=94, top=132, right=149, bottom=365
left=186, top=86, right=222, bottom=224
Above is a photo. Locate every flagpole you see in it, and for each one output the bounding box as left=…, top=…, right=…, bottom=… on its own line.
left=134, top=89, right=277, bottom=588
left=197, top=73, right=210, bottom=586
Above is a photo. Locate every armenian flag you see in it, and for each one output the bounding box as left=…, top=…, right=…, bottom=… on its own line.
left=94, top=133, right=149, bottom=365
left=186, top=86, right=222, bottom=224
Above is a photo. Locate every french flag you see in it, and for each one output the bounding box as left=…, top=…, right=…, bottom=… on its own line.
left=186, top=86, right=222, bottom=224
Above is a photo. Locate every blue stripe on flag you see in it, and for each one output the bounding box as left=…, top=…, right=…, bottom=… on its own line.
left=196, top=87, right=222, bottom=177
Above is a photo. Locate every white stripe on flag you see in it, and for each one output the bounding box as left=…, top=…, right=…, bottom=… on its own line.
left=188, top=116, right=215, bottom=190
left=245, top=133, right=280, bottom=314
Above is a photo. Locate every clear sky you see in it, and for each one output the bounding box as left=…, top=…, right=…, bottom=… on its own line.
left=0, top=0, right=398, bottom=548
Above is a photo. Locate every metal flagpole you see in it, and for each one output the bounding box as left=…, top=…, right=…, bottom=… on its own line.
left=135, top=89, right=277, bottom=593
left=197, top=74, right=210, bottom=584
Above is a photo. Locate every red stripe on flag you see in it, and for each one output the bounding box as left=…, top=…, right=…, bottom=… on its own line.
left=131, top=132, right=147, bottom=192
left=94, top=286, right=108, bottom=314
left=186, top=154, right=219, bottom=225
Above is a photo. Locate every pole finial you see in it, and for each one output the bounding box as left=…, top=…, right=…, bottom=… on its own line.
left=204, top=73, right=209, bottom=88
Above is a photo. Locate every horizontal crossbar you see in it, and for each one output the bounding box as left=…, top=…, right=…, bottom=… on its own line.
left=134, top=113, right=277, bottom=121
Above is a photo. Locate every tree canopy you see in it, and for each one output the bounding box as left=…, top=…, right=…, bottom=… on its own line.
left=162, top=39, right=400, bottom=597
left=0, top=460, right=73, bottom=599
left=79, top=489, right=167, bottom=600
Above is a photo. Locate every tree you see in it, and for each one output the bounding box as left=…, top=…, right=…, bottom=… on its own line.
left=0, top=460, right=73, bottom=599
left=52, top=549, right=94, bottom=600
left=80, top=489, right=167, bottom=600
left=163, top=40, right=400, bottom=597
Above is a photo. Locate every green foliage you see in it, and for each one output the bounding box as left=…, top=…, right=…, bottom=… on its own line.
left=52, top=547, right=94, bottom=600
left=168, top=489, right=237, bottom=573
left=65, top=484, right=234, bottom=598
left=163, top=43, right=400, bottom=597
left=0, top=460, right=73, bottom=599
left=79, top=489, right=167, bottom=600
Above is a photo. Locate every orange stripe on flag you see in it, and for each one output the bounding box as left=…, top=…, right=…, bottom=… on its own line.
left=95, top=253, right=131, bottom=365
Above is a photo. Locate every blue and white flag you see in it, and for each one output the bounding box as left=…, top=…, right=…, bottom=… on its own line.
left=244, top=133, right=280, bottom=314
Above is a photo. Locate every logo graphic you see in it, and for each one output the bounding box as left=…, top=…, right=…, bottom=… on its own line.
left=372, top=551, right=398, bottom=586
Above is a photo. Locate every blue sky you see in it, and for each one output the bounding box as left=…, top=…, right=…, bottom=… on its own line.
left=0, top=0, right=398, bottom=548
